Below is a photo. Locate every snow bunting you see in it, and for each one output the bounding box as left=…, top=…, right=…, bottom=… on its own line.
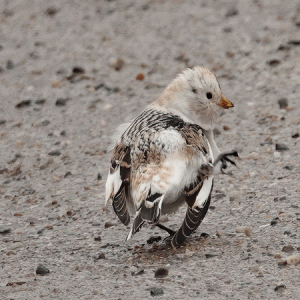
left=106, top=66, right=237, bottom=247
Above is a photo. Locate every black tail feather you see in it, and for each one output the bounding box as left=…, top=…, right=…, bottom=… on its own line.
left=171, top=188, right=212, bottom=248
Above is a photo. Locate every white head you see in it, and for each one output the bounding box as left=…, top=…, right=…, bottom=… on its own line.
left=154, top=66, right=234, bottom=129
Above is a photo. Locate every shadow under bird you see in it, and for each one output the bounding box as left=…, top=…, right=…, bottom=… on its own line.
left=105, top=66, right=238, bottom=247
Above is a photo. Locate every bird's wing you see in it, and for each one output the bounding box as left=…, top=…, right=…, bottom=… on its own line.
left=105, top=142, right=131, bottom=225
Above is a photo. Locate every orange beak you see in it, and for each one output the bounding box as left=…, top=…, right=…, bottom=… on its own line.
left=219, top=95, right=234, bottom=109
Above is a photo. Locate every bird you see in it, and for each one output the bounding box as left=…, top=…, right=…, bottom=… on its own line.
left=105, top=66, right=237, bottom=248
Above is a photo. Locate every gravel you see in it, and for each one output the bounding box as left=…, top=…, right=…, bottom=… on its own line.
left=1, top=0, right=300, bottom=299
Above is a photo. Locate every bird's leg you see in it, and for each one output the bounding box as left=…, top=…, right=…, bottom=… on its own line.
left=156, top=223, right=176, bottom=236
left=203, top=129, right=238, bottom=174
left=214, top=150, right=239, bottom=174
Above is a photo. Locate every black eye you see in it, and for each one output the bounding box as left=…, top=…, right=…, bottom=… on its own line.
left=192, top=88, right=197, bottom=93
left=206, top=92, right=212, bottom=99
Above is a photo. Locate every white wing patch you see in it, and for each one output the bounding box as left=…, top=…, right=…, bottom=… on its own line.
left=105, top=167, right=122, bottom=205
left=192, top=175, right=213, bottom=209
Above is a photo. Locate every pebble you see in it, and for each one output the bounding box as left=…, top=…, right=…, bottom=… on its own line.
left=250, top=152, right=259, bottom=160
left=97, top=173, right=102, bottom=180
left=94, top=236, right=101, bottom=242
left=9, top=242, right=23, bottom=250
left=0, top=227, right=11, bottom=235
left=149, top=287, right=164, bottom=296
left=109, top=58, right=124, bottom=71
left=35, top=99, right=46, bottom=105
left=249, top=171, right=257, bottom=178
left=48, top=150, right=61, bottom=156
left=274, top=284, right=286, bottom=291
left=236, top=226, right=252, bottom=236
left=292, top=132, right=299, bottom=139
left=36, top=264, right=50, bottom=275
left=267, top=59, right=281, bottom=67
left=273, top=152, right=281, bottom=158
left=278, top=98, right=288, bottom=109
left=147, top=236, right=162, bottom=244
left=136, top=73, right=145, bottom=81
left=132, top=269, right=144, bottom=276
left=225, top=8, right=238, bottom=17
left=282, top=245, right=294, bottom=253
left=154, top=267, right=168, bottom=278
left=72, top=66, right=85, bottom=74
left=15, top=100, right=31, bottom=108
left=95, top=253, right=106, bottom=260
left=56, top=98, right=68, bottom=106
left=6, top=60, right=14, bottom=70
left=275, top=143, right=289, bottom=152
left=104, top=221, right=115, bottom=228
left=0, top=119, right=6, bottom=125
left=286, top=254, right=300, bottom=265
left=205, top=253, right=218, bottom=258
left=103, top=103, right=112, bottom=110
left=42, top=120, right=50, bottom=126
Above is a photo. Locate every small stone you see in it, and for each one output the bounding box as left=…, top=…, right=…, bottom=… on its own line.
left=225, top=8, right=238, bottom=17
left=292, top=132, right=299, bottom=139
left=287, top=40, right=300, bottom=46
left=64, top=171, right=72, bottom=178
left=95, top=253, right=105, bottom=260
left=249, top=171, right=257, bottom=178
left=282, top=245, right=294, bottom=253
left=275, top=143, right=289, bottom=152
left=45, top=7, right=58, bottom=16
left=274, top=254, right=282, bottom=259
left=15, top=100, right=31, bottom=108
left=94, top=236, right=101, bottom=242
left=0, top=227, right=11, bottom=235
left=278, top=98, right=288, bottom=109
left=213, top=128, right=221, bottom=136
left=104, top=103, right=112, bottom=110
left=0, top=119, right=6, bottom=125
left=150, top=287, right=164, bottom=296
left=284, top=231, right=291, bottom=235
left=97, top=173, right=102, bottom=180
left=267, top=59, right=281, bottom=67
left=205, top=253, right=218, bottom=258
left=36, top=264, right=50, bottom=275
left=6, top=60, right=14, bottom=70
left=147, top=236, right=162, bottom=244
left=274, top=285, right=286, bottom=291
left=154, top=268, right=168, bottom=278
left=271, top=219, right=278, bottom=226
left=274, top=151, right=282, bottom=159
left=56, top=98, right=68, bottom=106
left=9, top=242, right=23, bottom=250
left=236, top=226, right=252, bottom=236
left=48, top=150, right=61, bottom=156
left=132, top=269, right=145, bottom=276
left=109, top=58, right=124, bottom=71
left=72, top=66, right=85, bottom=74
left=14, top=212, right=22, bottom=217
left=104, top=221, right=115, bottom=228
left=136, top=73, right=145, bottom=81
left=286, top=254, right=300, bottom=265
left=250, top=152, right=259, bottom=160
left=223, top=125, right=230, bottom=131
left=6, top=251, right=15, bottom=256
left=35, top=99, right=46, bottom=105
left=42, top=120, right=50, bottom=126
left=284, top=165, right=293, bottom=170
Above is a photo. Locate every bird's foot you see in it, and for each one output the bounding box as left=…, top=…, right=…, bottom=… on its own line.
left=215, top=150, right=239, bottom=174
